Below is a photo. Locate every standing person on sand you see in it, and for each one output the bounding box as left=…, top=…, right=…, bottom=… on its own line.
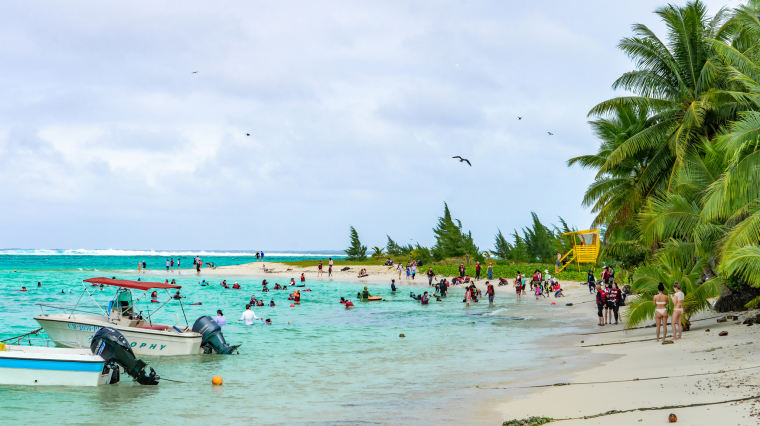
left=427, top=267, right=435, bottom=286
left=596, top=284, right=606, bottom=326
left=515, top=272, right=523, bottom=300
left=475, top=262, right=481, bottom=280
left=328, top=258, right=333, bottom=278
left=459, top=264, right=465, bottom=279
left=654, top=283, right=668, bottom=341
left=486, top=281, right=495, bottom=306
left=318, top=261, right=323, bottom=278
left=587, top=269, right=596, bottom=294
left=397, top=263, right=403, bottom=280
left=671, top=282, right=684, bottom=340
left=411, top=262, right=417, bottom=280
left=555, top=252, right=562, bottom=274
left=608, top=283, right=621, bottom=324
left=487, top=263, right=493, bottom=280
left=604, top=283, right=614, bottom=325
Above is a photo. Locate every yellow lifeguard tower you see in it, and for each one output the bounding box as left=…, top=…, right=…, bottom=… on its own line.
left=557, top=229, right=600, bottom=272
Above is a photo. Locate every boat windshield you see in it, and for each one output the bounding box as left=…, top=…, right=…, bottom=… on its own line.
left=113, top=288, right=134, bottom=316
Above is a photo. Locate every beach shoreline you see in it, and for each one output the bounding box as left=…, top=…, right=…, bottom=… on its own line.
left=134, top=261, right=760, bottom=424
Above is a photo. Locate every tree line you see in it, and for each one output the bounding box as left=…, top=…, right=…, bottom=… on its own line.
left=345, top=202, right=576, bottom=264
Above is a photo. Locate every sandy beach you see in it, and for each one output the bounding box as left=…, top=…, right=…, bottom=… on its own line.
left=207, top=261, right=760, bottom=425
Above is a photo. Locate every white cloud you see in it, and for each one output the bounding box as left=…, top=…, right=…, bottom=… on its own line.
left=0, top=0, right=739, bottom=249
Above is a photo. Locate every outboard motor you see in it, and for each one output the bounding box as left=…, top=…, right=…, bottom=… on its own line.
left=192, top=316, right=239, bottom=354
left=90, top=327, right=159, bottom=385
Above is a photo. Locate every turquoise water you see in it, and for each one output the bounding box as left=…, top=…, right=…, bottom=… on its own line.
left=0, top=254, right=586, bottom=424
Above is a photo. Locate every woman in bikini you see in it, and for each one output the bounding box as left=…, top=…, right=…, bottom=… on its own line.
left=653, top=283, right=668, bottom=342
left=671, top=282, right=684, bottom=340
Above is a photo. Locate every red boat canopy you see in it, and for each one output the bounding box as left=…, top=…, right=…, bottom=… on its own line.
left=83, top=277, right=181, bottom=291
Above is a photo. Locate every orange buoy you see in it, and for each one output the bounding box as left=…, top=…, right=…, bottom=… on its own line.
left=211, top=376, right=223, bottom=386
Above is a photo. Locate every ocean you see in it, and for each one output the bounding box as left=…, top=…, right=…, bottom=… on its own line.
left=0, top=251, right=588, bottom=424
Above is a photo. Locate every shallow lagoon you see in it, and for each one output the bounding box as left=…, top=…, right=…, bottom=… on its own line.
left=0, top=255, right=586, bottom=424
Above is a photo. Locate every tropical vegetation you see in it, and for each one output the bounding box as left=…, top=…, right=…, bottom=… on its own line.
left=570, top=0, right=760, bottom=325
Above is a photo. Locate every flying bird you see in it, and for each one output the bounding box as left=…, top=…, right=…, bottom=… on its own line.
left=245, top=133, right=251, bottom=136
left=547, top=131, right=554, bottom=136
left=517, top=116, right=522, bottom=120
left=452, top=156, right=472, bottom=166
left=191, top=71, right=199, bottom=74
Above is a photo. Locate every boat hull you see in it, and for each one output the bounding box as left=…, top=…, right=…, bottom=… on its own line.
left=0, top=346, right=109, bottom=386
left=35, top=314, right=204, bottom=356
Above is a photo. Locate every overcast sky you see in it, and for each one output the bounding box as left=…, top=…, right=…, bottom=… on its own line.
left=0, top=0, right=740, bottom=251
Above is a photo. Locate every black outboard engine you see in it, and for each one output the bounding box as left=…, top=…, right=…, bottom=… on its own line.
left=192, top=316, right=239, bottom=354
left=90, top=327, right=159, bottom=385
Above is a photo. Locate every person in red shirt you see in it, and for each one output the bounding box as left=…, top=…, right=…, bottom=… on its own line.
left=486, top=282, right=495, bottom=305
left=596, top=284, right=606, bottom=326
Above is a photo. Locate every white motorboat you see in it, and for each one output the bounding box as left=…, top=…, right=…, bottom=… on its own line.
left=35, top=277, right=237, bottom=356
left=0, top=327, right=159, bottom=386
left=0, top=344, right=110, bottom=386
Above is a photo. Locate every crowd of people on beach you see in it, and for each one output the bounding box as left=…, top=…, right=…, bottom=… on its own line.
left=589, top=265, right=628, bottom=326
left=135, top=256, right=216, bottom=274
left=131, top=254, right=690, bottom=346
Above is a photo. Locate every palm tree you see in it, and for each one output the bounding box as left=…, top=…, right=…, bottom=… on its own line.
left=370, top=246, right=384, bottom=258
left=569, top=105, right=654, bottom=237
left=702, top=39, right=760, bottom=293
left=588, top=1, right=735, bottom=194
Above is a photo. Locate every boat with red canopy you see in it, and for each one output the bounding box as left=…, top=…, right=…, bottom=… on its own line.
left=34, top=277, right=237, bottom=356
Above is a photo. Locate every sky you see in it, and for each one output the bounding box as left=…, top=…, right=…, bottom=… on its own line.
left=0, top=0, right=741, bottom=251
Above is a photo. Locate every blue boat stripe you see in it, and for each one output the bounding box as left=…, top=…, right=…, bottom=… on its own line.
left=0, top=357, right=104, bottom=372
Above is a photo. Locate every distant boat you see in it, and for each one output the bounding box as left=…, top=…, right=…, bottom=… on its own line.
left=35, top=277, right=238, bottom=356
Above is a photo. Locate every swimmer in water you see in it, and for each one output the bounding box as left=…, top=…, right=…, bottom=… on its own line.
left=391, top=279, right=396, bottom=292
left=20, top=286, right=27, bottom=292
left=37, top=281, right=42, bottom=287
